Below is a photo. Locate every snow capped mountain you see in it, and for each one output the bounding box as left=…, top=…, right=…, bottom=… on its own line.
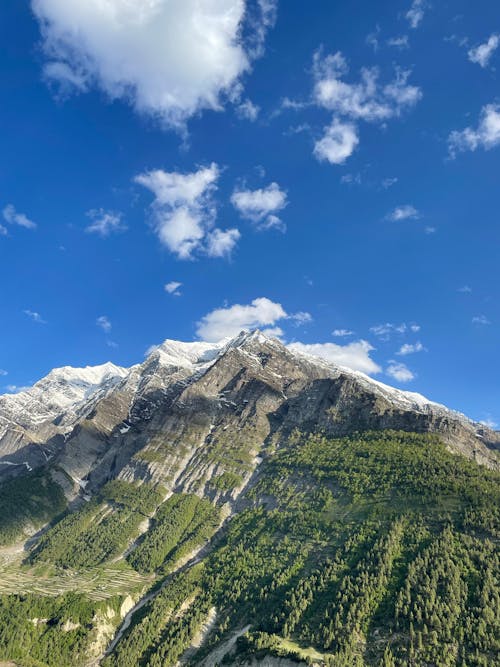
left=0, top=330, right=498, bottom=485
left=148, top=339, right=225, bottom=369
left=0, top=362, right=128, bottom=429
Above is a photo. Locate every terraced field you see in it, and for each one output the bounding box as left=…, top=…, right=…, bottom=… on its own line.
left=0, top=550, right=150, bottom=601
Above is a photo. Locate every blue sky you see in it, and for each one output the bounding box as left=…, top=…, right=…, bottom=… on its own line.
left=1, top=0, right=499, bottom=426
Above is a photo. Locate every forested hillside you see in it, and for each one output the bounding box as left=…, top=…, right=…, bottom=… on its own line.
left=0, top=430, right=497, bottom=666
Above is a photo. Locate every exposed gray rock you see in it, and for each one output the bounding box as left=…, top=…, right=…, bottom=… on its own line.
left=0, top=331, right=497, bottom=496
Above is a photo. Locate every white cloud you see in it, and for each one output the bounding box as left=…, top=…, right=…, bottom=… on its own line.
left=43, top=60, right=88, bottom=92
left=85, top=209, right=125, bottom=237
left=449, top=104, right=500, bottom=156
left=288, top=340, right=381, bottom=375
left=468, top=34, right=499, bottom=68
left=480, top=417, right=498, bottom=430
left=472, top=315, right=491, bottom=325
left=386, top=360, right=415, bottom=382
left=96, top=315, right=112, bottom=333
left=196, top=296, right=288, bottom=341
left=406, top=0, right=426, bottom=29
left=5, top=385, right=32, bottom=394
left=397, top=341, right=425, bottom=355
left=382, top=177, right=398, bottom=189
left=332, top=329, right=353, bottom=337
left=290, top=311, right=313, bottom=325
left=32, top=0, right=277, bottom=128
left=165, top=281, right=182, bottom=296
left=387, top=204, right=420, bottom=221
left=3, top=204, right=37, bottom=230
left=424, top=226, right=436, bottom=234
left=370, top=322, right=419, bottom=340
left=311, top=50, right=420, bottom=165
left=458, top=285, right=472, bottom=293
left=366, top=26, right=380, bottom=52
left=0, top=369, right=7, bottom=376
left=135, top=163, right=239, bottom=259
left=23, top=310, right=46, bottom=324
left=0, top=225, right=7, bottom=236
left=261, top=326, right=284, bottom=338
left=314, top=119, right=359, bottom=164
left=206, top=228, right=241, bottom=257
left=236, top=99, right=260, bottom=121
left=340, top=173, right=361, bottom=185
left=313, top=50, right=421, bottom=122
left=231, top=182, right=288, bottom=230
left=387, top=35, right=410, bottom=49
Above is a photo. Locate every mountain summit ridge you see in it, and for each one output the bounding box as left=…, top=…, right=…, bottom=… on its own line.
left=0, top=330, right=498, bottom=488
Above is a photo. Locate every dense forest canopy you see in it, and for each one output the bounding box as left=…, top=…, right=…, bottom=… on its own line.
left=0, top=431, right=498, bottom=666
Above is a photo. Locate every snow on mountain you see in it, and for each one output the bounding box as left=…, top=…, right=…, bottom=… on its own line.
left=0, top=361, right=128, bottom=429
left=0, top=330, right=495, bottom=473
left=148, top=339, right=225, bottom=369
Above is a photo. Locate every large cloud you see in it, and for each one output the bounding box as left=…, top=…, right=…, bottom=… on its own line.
left=288, top=341, right=381, bottom=375
left=197, top=297, right=288, bottom=341
left=32, top=0, right=277, bottom=127
left=311, top=50, right=421, bottom=165
left=135, top=163, right=240, bottom=259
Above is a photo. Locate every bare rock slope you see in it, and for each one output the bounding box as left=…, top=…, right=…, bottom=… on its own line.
left=0, top=331, right=498, bottom=494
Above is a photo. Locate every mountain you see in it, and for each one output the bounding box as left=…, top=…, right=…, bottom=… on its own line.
left=0, top=331, right=498, bottom=666
left=0, top=331, right=498, bottom=487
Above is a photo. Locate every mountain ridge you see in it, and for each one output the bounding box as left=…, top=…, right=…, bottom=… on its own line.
left=0, top=330, right=498, bottom=488
left=0, top=331, right=498, bottom=666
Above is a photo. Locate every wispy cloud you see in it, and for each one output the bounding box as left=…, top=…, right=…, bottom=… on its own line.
left=3, top=204, right=37, bottom=230
left=449, top=104, right=500, bottom=157
left=86, top=209, right=126, bottom=237
left=406, top=0, right=426, bottom=29
left=5, top=384, right=31, bottom=394
left=386, top=205, right=420, bottom=221
left=340, top=173, right=362, bottom=185
left=236, top=99, right=260, bottom=121
left=96, top=315, right=112, bottom=333
left=479, top=416, right=498, bottom=430
left=370, top=322, right=420, bottom=340
left=468, top=34, right=499, bottom=68
left=397, top=341, right=425, bottom=355
left=165, top=281, right=182, bottom=296
left=311, top=50, right=421, bottom=165
left=387, top=35, right=410, bottom=50
left=472, top=315, right=491, bottom=325
left=332, top=329, right=354, bottom=337
left=382, top=177, right=398, bottom=189
left=23, top=310, right=46, bottom=324
left=313, top=50, right=421, bottom=122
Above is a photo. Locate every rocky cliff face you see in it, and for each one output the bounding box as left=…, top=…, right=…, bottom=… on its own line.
left=0, top=331, right=498, bottom=497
